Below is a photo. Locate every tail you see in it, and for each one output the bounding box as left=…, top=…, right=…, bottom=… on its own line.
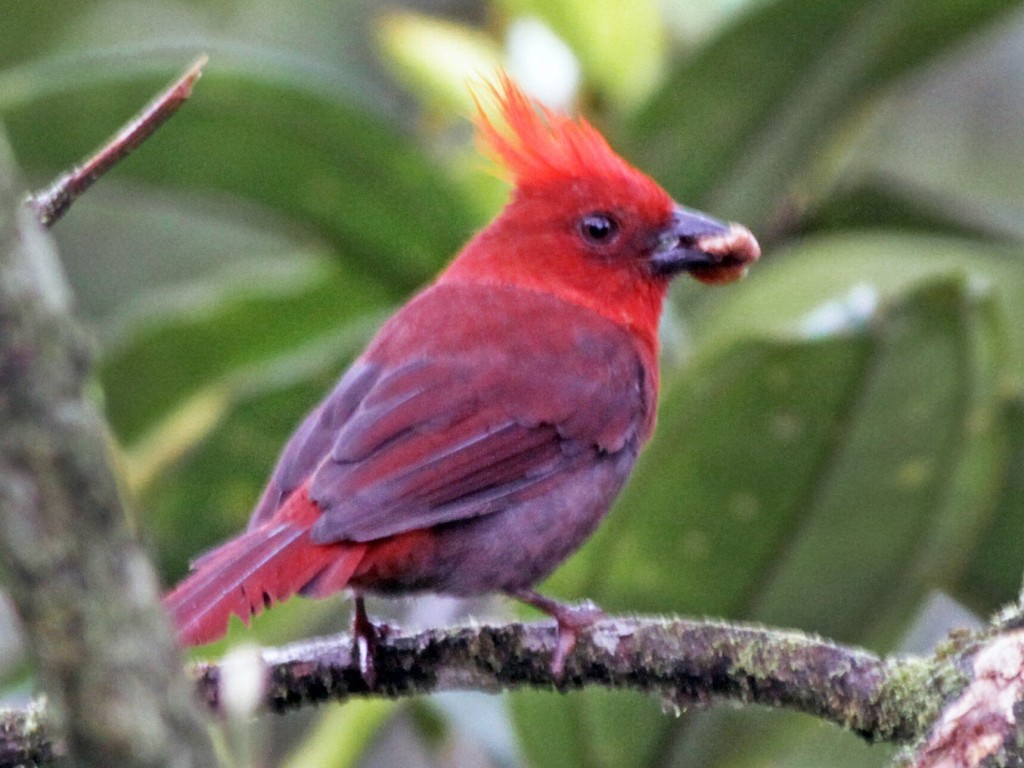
left=163, top=486, right=367, bottom=646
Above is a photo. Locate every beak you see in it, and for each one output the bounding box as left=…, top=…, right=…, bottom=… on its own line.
left=650, top=205, right=760, bottom=284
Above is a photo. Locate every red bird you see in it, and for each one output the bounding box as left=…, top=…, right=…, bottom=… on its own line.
left=165, top=74, right=759, bottom=675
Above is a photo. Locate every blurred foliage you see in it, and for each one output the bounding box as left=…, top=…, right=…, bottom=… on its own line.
left=2, top=0, right=1024, bottom=766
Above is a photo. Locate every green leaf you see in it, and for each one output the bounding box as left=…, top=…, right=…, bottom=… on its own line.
left=798, top=180, right=1011, bottom=242
left=51, top=187, right=328, bottom=334
left=100, top=255, right=389, bottom=443
left=682, top=232, right=1024, bottom=386
left=962, top=396, right=1024, bottom=605
left=819, top=36, right=1024, bottom=246
left=627, top=0, right=1021, bottom=227
left=564, top=332, right=875, bottom=617
left=745, top=281, right=1001, bottom=642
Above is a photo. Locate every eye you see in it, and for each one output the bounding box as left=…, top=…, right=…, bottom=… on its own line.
left=579, top=213, right=619, bottom=245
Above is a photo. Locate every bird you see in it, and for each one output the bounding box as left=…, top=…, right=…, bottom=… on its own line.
left=164, top=73, right=760, bottom=677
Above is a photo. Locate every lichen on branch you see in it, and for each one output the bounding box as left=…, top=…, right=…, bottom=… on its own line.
left=0, top=126, right=216, bottom=766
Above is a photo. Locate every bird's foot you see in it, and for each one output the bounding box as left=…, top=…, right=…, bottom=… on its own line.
left=509, top=589, right=605, bottom=678
left=352, top=595, right=393, bottom=688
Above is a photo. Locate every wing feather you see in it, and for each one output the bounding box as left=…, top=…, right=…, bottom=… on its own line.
left=250, top=283, right=656, bottom=546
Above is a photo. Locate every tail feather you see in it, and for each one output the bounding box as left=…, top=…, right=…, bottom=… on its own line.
left=299, top=549, right=365, bottom=599
left=164, top=486, right=366, bottom=646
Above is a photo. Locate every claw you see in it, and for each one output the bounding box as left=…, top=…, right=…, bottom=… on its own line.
left=351, top=595, right=392, bottom=688
left=509, top=589, right=604, bottom=678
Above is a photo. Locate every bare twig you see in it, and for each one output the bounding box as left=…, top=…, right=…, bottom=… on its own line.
left=25, top=54, right=207, bottom=229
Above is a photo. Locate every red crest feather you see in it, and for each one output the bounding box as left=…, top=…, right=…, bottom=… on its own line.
left=472, top=72, right=639, bottom=189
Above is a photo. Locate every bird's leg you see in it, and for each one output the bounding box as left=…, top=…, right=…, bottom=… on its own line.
left=508, top=588, right=605, bottom=677
left=351, top=594, right=390, bottom=687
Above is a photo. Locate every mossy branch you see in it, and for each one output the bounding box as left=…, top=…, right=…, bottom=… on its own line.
left=0, top=702, right=59, bottom=767
left=201, top=617, right=920, bottom=739
left=6, top=612, right=1024, bottom=767
left=0, top=63, right=217, bottom=767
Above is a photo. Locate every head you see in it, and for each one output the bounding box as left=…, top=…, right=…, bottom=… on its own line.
left=441, top=73, right=759, bottom=346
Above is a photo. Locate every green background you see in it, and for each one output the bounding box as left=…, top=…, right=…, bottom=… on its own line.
left=2, top=0, right=1023, bottom=765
